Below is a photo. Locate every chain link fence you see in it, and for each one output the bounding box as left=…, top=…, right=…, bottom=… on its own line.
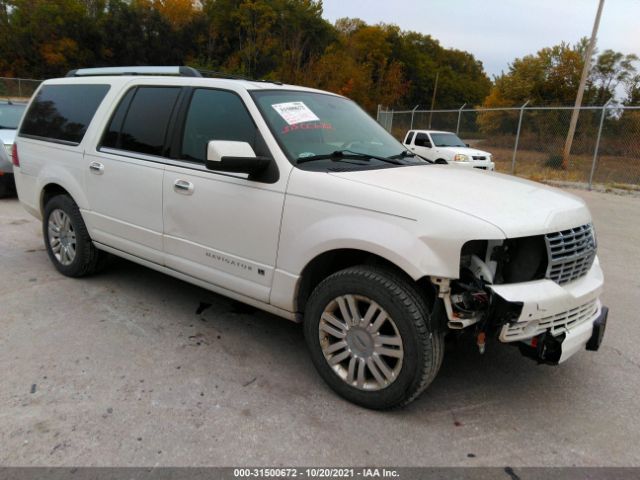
left=0, top=77, right=42, bottom=101
left=377, top=104, right=640, bottom=191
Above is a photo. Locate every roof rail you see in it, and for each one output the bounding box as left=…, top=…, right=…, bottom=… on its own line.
left=64, top=66, right=285, bottom=85
left=66, top=66, right=202, bottom=78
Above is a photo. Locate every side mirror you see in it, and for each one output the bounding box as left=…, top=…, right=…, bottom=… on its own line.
left=205, top=140, right=270, bottom=175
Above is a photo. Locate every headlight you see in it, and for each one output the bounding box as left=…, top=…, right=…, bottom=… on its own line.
left=454, top=154, right=469, bottom=162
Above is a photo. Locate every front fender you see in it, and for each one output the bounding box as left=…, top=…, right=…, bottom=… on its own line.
left=278, top=210, right=454, bottom=281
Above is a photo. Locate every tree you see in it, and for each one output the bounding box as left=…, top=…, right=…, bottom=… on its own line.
left=589, top=49, right=639, bottom=105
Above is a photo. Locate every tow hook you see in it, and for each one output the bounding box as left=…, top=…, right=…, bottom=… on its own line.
left=518, top=333, right=563, bottom=364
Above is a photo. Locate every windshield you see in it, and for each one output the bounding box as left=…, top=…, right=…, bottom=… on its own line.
left=430, top=133, right=466, bottom=148
left=0, top=103, right=26, bottom=129
left=251, top=90, right=411, bottom=165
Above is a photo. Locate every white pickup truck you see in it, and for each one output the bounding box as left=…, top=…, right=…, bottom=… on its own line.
left=404, top=129, right=495, bottom=170
left=13, top=66, right=607, bottom=409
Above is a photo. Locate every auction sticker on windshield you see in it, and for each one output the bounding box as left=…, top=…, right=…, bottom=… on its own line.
left=272, top=102, right=320, bottom=125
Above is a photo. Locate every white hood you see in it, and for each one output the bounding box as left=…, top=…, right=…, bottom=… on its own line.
left=330, top=165, right=591, bottom=238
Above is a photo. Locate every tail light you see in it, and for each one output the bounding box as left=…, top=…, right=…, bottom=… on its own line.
left=11, top=143, right=19, bottom=167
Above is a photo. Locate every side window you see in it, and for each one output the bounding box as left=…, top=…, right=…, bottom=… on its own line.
left=20, top=84, right=110, bottom=144
left=102, top=86, right=180, bottom=157
left=181, top=89, right=257, bottom=162
left=414, top=133, right=432, bottom=147
left=404, top=131, right=415, bottom=145
left=101, top=88, right=135, bottom=149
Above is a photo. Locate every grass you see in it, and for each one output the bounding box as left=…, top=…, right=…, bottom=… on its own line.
left=489, top=147, right=640, bottom=188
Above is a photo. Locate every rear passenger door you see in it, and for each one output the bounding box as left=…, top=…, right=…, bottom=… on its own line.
left=84, top=86, right=181, bottom=264
left=162, top=88, right=285, bottom=303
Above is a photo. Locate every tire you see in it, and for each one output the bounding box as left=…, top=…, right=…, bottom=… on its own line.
left=435, top=159, right=448, bottom=164
left=0, top=174, right=16, bottom=198
left=43, top=194, right=108, bottom=277
left=303, top=265, right=444, bottom=409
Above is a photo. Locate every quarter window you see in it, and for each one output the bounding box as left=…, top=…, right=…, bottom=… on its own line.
left=404, top=131, right=415, bottom=144
left=181, top=89, right=257, bottom=162
left=20, top=84, right=110, bottom=144
left=103, top=86, right=180, bottom=156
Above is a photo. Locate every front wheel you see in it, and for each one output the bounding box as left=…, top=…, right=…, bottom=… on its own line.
left=303, top=266, right=444, bottom=409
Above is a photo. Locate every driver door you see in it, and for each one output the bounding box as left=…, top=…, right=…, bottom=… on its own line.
left=162, top=88, right=285, bottom=303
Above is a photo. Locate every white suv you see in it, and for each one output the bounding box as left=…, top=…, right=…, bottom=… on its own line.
left=404, top=129, right=495, bottom=170
left=13, top=67, right=607, bottom=409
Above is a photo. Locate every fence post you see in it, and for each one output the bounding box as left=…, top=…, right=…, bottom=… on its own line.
left=588, top=99, right=611, bottom=190
left=18, top=78, right=22, bottom=98
left=389, top=109, right=394, bottom=134
left=376, top=104, right=381, bottom=123
left=456, top=103, right=466, bottom=135
left=511, top=100, right=529, bottom=174
left=410, top=105, right=419, bottom=130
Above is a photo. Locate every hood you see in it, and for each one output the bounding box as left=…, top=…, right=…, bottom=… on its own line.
left=329, top=165, right=591, bottom=238
left=441, top=146, right=490, bottom=157
left=0, top=129, right=16, bottom=145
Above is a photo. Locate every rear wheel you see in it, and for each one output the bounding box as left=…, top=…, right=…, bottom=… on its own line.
left=43, top=194, right=109, bottom=277
left=303, top=266, right=444, bottom=409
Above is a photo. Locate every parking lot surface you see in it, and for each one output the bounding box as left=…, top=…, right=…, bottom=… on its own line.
left=1, top=189, right=639, bottom=467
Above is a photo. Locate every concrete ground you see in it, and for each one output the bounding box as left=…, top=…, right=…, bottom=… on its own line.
left=0, top=189, right=639, bottom=467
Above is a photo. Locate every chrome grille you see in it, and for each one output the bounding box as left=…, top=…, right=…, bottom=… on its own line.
left=500, top=299, right=598, bottom=342
left=545, top=223, right=596, bottom=285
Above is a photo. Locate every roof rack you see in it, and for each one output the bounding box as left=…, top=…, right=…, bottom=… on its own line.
left=64, top=65, right=284, bottom=85
left=66, top=66, right=203, bottom=77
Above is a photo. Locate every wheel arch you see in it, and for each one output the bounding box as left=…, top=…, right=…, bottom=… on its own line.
left=41, top=183, right=73, bottom=214
left=37, top=167, right=89, bottom=217
left=294, top=248, right=435, bottom=314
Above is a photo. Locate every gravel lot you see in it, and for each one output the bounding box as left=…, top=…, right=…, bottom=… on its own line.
left=0, top=189, right=639, bottom=467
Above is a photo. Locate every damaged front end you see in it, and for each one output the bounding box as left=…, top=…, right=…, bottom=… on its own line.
left=432, top=224, right=607, bottom=364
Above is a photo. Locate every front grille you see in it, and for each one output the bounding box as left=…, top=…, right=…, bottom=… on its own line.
left=545, top=223, right=596, bottom=285
left=500, top=299, right=598, bottom=342
left=472, top=156, right=487, bottom=160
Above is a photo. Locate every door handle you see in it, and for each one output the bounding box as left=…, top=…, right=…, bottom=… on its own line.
left=89, top=161, right=104, bottom=175
left=173, top=179, right=194, bottom=195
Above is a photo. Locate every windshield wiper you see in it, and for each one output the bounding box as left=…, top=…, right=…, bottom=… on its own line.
left=388, top=150, right=434, bottom=164
left=296, top=149, right=402, bottom=165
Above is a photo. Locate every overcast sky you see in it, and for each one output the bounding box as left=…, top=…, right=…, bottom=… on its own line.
left=321, top=0, right=639, bottom=78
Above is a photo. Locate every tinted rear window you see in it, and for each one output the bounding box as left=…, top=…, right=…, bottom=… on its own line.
left=20, top=84, right=110, bottom=144
left=103, top=86, right=180, bottom=157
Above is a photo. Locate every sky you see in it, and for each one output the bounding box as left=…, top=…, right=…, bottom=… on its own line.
left=321, top=0, right=639, bottom=79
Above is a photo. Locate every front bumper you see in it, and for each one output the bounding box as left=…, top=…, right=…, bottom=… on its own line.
left=452, top=160, right=495, bottom=171
left=490, top=258, right=605, bottom=363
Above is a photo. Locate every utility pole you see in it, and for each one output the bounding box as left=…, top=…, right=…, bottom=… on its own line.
left=562, top=0, right=605, bottom=169
left=428, top=70, right=439, bottom=129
